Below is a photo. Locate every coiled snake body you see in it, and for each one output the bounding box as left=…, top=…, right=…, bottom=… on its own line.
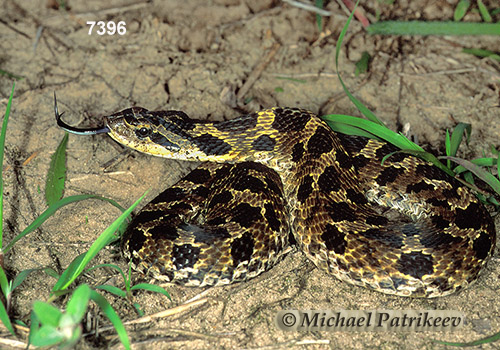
left=55, top=101, right=496, bottom=297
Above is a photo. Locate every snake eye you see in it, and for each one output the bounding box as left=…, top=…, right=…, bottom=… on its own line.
left=136, top=127, right=151, bottom=138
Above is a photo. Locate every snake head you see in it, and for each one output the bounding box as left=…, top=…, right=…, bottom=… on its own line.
left=54, top=94, right=236, bottom=161
left=54, top=93, right=197, bottom=159
left=104, top=108, right=205, bottom=159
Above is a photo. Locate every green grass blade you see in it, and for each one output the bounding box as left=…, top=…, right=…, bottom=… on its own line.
left=0, top=69, right=23, bottom=81
left=367, top=21, right=500, bottom=36
left=52, top=253, right=85, bottom=294
left=445, top=129, right=451, bottom=154
left=324, top=119, right=383, bottom=139
left=453, top=157, right=497, bottom=173
left=0, top=266, right=10, bottom=298
left=440, top=156, right=500, bottom=194
left=449, top=123, right=471, bottom=157
left=335, top=3, right=385, bottom=126
left=315, top=0, right=323, bottom=30
left=383, top=150, right=456, bottom=177
left=322, top=114, right=423, bottom=151
left=43, top=267, right=60, bottom=279
left=53, top=191, right=147, bottom=292
left=434, top=329, right=500, bottom=346
left=133, top=302, right=144, bottom=316
left=90, top=290, right=130, bottom=350
left=477, top=0, right=492, bottom=22
left=96, top=285, right=127, bottom=298
left=130, top=283, right=171, bottom=300
left=0, top=83, right=16, bottom=249
left=3, top=194, right=125, bottom=253
left=45, top=133, right=68, bottom=206
left=86, top=263, right=127, bottom=281
left=454, top=0, right=470, bottom=21
left=445, top=129, right=451, bottom=168
left=12, top=268, right=44, bottom=291
left=0, top=298, right=14, bottom=335
left=462, top=48, right=500, bottom=62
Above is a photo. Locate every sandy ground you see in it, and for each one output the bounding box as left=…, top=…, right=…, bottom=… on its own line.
left=0, top=0, right=499, bottom=349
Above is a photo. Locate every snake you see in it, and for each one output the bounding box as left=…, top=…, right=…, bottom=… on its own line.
left=54, top=95, right=496, bottom=298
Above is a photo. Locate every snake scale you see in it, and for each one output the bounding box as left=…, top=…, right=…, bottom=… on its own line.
left=55, top=98, right=496, bottom=298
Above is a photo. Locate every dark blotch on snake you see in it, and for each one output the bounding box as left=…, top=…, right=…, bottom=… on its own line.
left=239, top=163, right=282, bottom=196
left=133, top=209, right=166, bottom=223
left=365, top=215, right=388, bottom=226
left=119, top=110, right=140, bottom=126
left=455, top=202, right=483, bottom=230
left=375, top=166, right=406, bottom=186
left=375, top=143, right=406, bottom=162
left=317, top=166, right=342, bottom=193
left=360, top=228, right=404, bottom=249
left=205, top=216, right=226, bottom=226
left=151, top=110, right=195, bottom=131
left=473, top=233, right=493, bottom=260
left=170, top=202, right=192, bottom=211
left=232, top=203, right=262, bottom=228
left=271, top=108, right=311, bottom=132
left=168, top=111, right=196, bottom=130
left=337, top=133, right=370, bottom=154
left=233, top=175, right=266, bottom=193
left=264, top=176, right=282, bottom=196
left=192, top=134, right=232, bottom=155
left=264, top=203, right=281, bottom=232
left=345, top=188, right=368, bottom=205
left=192, top=185, right=210, bottom=198
left=151, top=187, right=185, bottom=204
left=321, top=224, right=347, bottom=255
left=251, top=134, right=276, bottom=151
left=123, top=228, right=148, bottom=253
left=335, top=149, right=353, bottom=169
left=184, top=168, right=213, bottom=184
left=420, top=231, right=462, bottom=249
left=352, top=154, right=372, bottom=170
left=327, top=202, right=357, bottom=222
left=297, top=175, right=314, bottom=202
left=208, top=191, right=233, bottom=208
left=430, top=277, right=452, bottom=293
left=406, top=181, right=435, bottom=194
left=397, top=252, right=434, bottom=280
left=149, top=222, right=181, bottom=241
left=430, top=214, right=451, bottom=230
left=307, top=127, right=334, bottom=157
left=231, top=231, right=255, bottom=266
left=291, top=142, right=304, bottom=162
left=171, top=244, right=201, bottom=270
left=415, top=164, right=450, bottom=182
left=215, top=114, right=257, bottom=132
left=149, top=131, right=181, bottom=151
left=426, top=197, right=451, bottom=209
left=214, top=163, right=232, bottom=179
